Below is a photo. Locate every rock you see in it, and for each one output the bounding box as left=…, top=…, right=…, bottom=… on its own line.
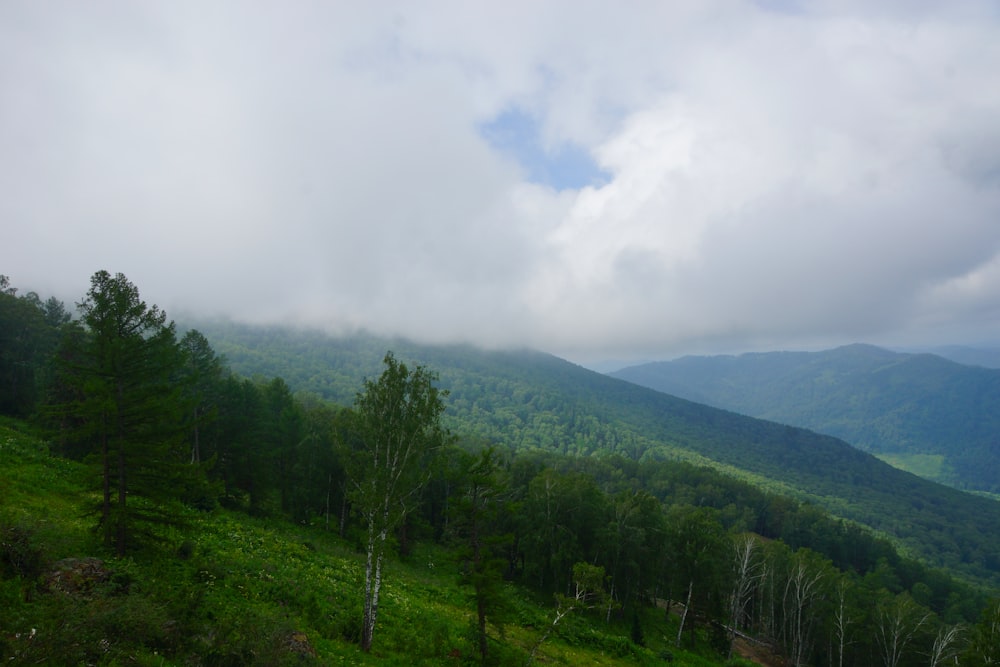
left=43, top=557, right=111, bottom=596
left=287, top=631, right=317, bottom=658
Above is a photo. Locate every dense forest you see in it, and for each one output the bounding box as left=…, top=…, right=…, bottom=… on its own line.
left=610, top=344, right=1000, bottom=492
left=2, top=271, right=1000, bottom=666
left=193, top=320, right=1000, bottom=590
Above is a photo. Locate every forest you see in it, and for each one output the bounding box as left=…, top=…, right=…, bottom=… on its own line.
left=610, top=345, right=1000, bottom=493
left=2, top=271, right=1000, bottom=666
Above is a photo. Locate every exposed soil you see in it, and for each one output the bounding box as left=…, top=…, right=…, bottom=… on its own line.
left=732, top=636, right=786, bottom=667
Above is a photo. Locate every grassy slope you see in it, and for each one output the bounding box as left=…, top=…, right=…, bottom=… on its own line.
left=0, top=421, right=737, bottom=666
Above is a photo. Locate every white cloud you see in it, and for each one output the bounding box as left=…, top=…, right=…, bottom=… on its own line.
left=2, top=1, right=1000, bottom=363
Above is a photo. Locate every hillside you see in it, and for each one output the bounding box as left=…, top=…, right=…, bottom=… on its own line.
left=193, top=322, right=1000, bottom=588
left=609, top=344, right=1000, bottom=492
left=931, top=345, right=1000, bottom=369
left=0, top=420, right=737, bottom=666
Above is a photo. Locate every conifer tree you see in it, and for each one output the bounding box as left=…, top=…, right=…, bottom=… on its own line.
left=62, top=271, right=191, bottom=556
left=449, top=447, right=512, bottom=662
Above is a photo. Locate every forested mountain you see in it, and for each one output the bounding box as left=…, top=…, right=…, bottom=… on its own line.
left=6, top=274, right=1000, bottom=665
left=930, top=345, right=1000, bottom=369
left=193, top=321, right=1000, bottom=588
left=609, top=344, right=1000, bottom=493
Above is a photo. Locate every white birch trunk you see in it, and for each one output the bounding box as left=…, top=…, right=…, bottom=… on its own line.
left=676, top=579, right=694, bottom=648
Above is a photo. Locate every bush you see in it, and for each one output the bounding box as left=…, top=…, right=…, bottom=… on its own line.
left=0, top=518, right=46, bottom=581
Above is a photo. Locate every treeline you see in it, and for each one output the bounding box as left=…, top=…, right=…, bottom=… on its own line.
left=2, top=272, right=1000, bottom=665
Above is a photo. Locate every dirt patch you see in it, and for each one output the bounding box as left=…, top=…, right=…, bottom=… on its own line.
left=732, top=636, right=786, bottom=667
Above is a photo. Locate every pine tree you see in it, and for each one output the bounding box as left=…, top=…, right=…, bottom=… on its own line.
left=61, top=271, right=192, bottom=556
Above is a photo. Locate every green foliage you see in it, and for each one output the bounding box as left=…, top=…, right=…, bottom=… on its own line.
left=351, top=351, right=451, bottom=652
left=0, top=517, right=46, bottom=581
left=0, top=276, right=67, bottom=418
left=961, top=598, right=1000, bottom=666
left=51, top=270, right=201, bottom=556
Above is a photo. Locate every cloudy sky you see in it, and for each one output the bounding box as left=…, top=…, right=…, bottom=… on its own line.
left=4, top=1, right=1000, bottom=365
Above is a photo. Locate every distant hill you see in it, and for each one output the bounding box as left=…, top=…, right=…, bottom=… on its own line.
left=191, top=322, right=1000, bottom=587
left=610, top=343, right=1000, bottom=493
left=927, top=345, right=1000, bottom=369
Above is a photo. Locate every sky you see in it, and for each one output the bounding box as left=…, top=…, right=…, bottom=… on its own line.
left=3, top=1, right=1000, bottom=366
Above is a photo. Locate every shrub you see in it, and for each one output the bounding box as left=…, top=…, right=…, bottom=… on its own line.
left=0, top=518, right=46, bottom=581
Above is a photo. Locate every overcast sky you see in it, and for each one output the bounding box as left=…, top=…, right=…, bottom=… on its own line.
left=4, top=1, right=1000, bottom=365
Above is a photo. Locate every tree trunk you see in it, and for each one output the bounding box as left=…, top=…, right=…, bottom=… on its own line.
left=361, top=513, right=389, bottom=652
left=116, top=445, right=127, bottom=557
left=676, top=579, right=693, bottom=648
left=190, top=407, right=200, bottom=463
left=101, top=428, right=110, bottom=531
left=339, top=483, right=349, bottom=538
left=476, top=584, right=488, bottom=661
left=361, top=521, right=377, bottom=652
left=115, top=381, right=127, bottom=558
left=325, top=473, right=332, bottom=531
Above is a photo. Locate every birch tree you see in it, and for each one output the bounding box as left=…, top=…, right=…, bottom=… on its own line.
left=351, top=352, right=448, bottom=652
left=830, top=577, right=854, bottom=667
left=928, top=623, right=962, bottom=667
left=782, top=549, right=829, bottom=667
left=727, top=533, right=763, bottom=657
left=961, top=599, right=1000, bottom=666
left=527, top=562, right=607, bottom=666
left=874, top=593, right=930, bottom=667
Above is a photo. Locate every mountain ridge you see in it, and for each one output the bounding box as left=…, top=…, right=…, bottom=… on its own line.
left=610, top=344, right=1000, bottom=493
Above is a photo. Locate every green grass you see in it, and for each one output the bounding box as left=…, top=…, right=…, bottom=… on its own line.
left=0, top=422, right=737, bottom=666
left=874, top=452, right=950, bottom=483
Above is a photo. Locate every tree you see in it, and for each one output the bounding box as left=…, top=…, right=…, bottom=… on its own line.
left=449, top=447, right=513, bottom=664
left=0, top=279, right=65, bottom=417
left=830, top=577, right=856, bottom=667
left=351, top=352, right=449, bottom=652
left=874, top=592, right=930, bottom=667
left=519, top=468, right=608, bottom=594
left=602, top=490, right=663, bottom=622
left=178, top=329, right=224, bottom=465
left=212, top=374, right=267, bottom=508
left=62, top=271, right=191, bottom=556
left=527, top=562, right=608, bottom=666
left=727, top=533, right=763, bottom=658
left=781, top=549, right=830, bottom=667
left=962, top=599, right=1000, bottom=666
left=928, top=623, right=963, bottom=667
left=261, top=377, right=304, bottom=515
left=665, top=505, right=730, bottom=649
